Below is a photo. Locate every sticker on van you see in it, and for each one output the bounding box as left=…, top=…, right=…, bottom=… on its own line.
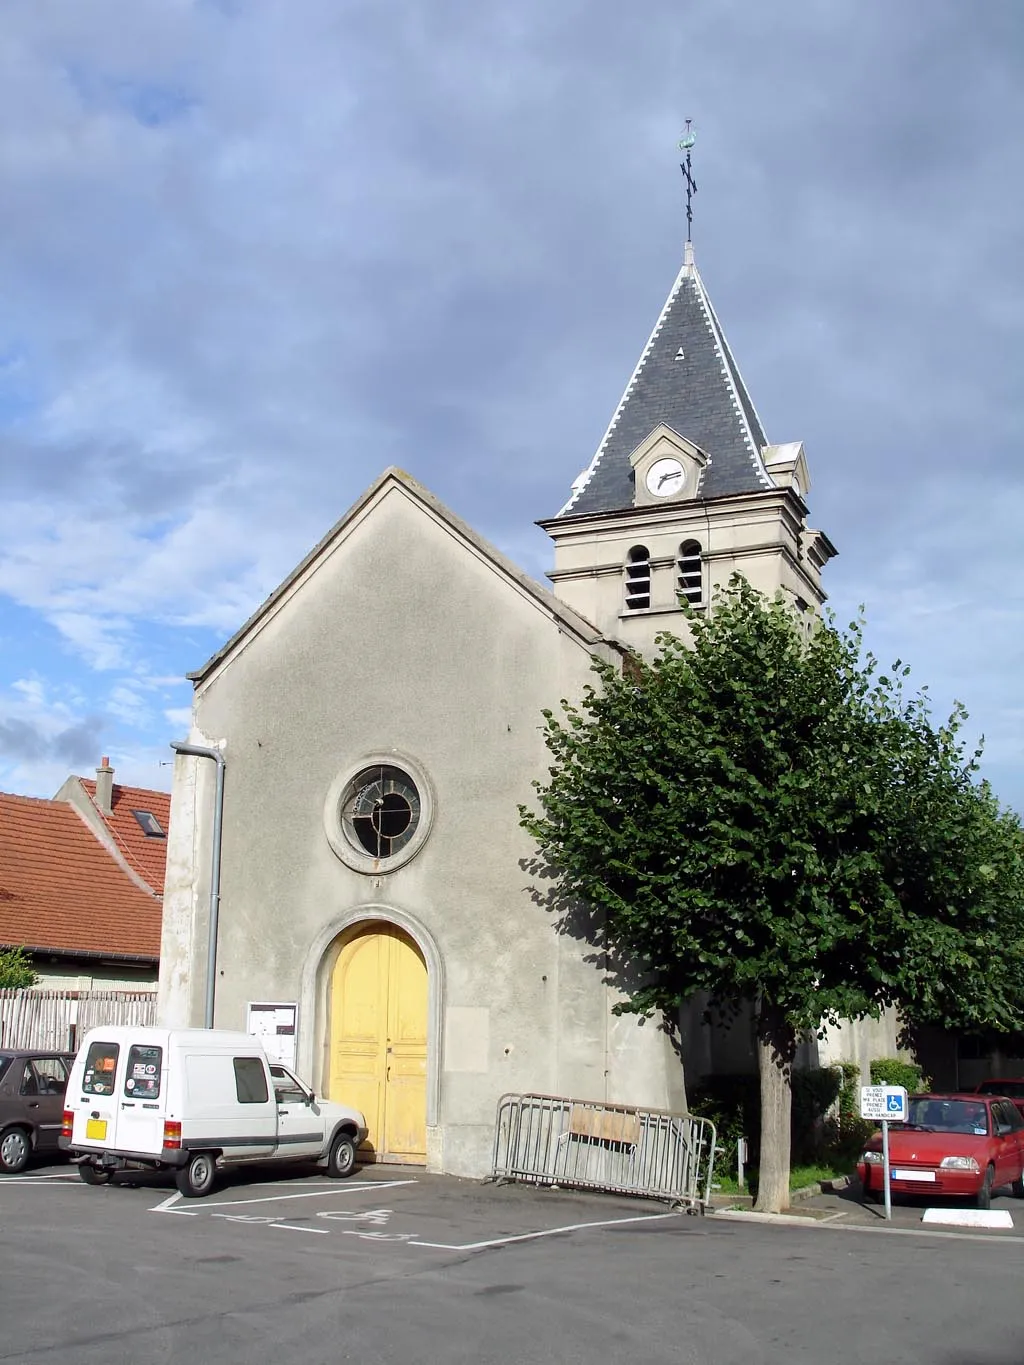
left=82, top=1041, right=119, bottom=1096
left=125, top=1045, right=162, bottom=1100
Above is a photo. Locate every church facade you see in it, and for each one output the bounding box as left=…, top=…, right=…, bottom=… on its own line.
left=158, top=238, right=873, bottom=1178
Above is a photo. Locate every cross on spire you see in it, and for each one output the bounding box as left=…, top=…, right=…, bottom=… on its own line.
left=678, top=120, right=697, bottom=248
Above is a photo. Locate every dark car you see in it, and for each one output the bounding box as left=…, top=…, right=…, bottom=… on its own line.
left=0, top=1049, right=75, bottom=1173
left=975, top=1079, right=1024, bottom=1120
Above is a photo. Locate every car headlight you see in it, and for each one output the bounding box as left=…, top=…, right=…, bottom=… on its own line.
left=939, top=1156, right=980, bottom=1173
left=861, top=1151, right=883, bottom=1164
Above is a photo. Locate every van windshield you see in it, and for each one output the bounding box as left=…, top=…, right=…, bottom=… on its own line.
left=82, top=1042, right=119, bottom=1097
left=124, top=1045, right=162, bottom=1101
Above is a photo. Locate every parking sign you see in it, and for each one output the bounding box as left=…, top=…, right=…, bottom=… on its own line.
left=859, top=1085, right=908, bottom=1122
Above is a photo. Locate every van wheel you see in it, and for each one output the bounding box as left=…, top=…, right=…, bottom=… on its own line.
left=327, top=1132, right=357, bottom=1179
left=175, top=1152, right=217, bottom=1198
left=0, top=1126, right=31, bottom=1174
left=78, top=1163, right=111, bottom=1186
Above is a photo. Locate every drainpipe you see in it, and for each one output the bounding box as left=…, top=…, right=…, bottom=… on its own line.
left=170, top=741, right=226, bottom=1029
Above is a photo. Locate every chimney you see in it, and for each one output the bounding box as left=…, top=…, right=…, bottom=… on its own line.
left=95, top=756, right=114, bottom=815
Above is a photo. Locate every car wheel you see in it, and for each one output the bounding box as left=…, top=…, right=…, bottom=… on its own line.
left=175, top=1152, right=217, bottom=1199
left=78, top=1163, right=111, bottom=1186
left=326, top=1132, right=357, bottom=1179
left=0, top=1126, right=31, bottom=1175
left=977, top=1163, right=995, bottom=1210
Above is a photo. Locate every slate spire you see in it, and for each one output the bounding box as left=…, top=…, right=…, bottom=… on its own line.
left=558, top=243, right=775, bottom=518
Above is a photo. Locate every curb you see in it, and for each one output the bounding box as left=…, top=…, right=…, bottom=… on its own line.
left=712, top=1208, right=827, bottom=1226
left=712, top=1173, right=854, bottom=1208
left=791, top=1174, right=852, bottom=1200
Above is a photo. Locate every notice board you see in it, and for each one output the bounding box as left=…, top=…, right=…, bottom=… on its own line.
left=246, top=1001, right=298, bottom=1068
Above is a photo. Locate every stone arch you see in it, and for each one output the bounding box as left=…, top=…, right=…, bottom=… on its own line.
left=297, top=903, right=444, bottom=1132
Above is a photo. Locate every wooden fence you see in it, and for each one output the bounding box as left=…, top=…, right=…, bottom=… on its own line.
left=0, top=989, right=157, bottom=1052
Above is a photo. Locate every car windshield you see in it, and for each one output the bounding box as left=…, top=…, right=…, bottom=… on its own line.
left=906, top=1099, right=990, bottom=1135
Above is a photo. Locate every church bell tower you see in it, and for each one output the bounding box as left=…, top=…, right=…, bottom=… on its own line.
left=540, top=128, right=836, bottom=656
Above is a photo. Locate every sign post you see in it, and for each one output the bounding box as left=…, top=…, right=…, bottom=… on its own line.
left=859, top=1085, right=908, bottom=1220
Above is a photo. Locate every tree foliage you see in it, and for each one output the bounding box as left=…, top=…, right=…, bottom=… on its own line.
left=520, top=579, right=1024, bottom=1208
left=0, top=946, right=38, bottom=990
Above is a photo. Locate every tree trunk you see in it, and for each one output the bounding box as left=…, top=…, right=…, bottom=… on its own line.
left=753, top=1001, right=796, bottom=1213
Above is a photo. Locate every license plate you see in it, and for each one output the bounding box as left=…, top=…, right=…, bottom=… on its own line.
left=85, top=1118, right=108, bottom=1141
left=892, top=1167, right=935, bottom=1182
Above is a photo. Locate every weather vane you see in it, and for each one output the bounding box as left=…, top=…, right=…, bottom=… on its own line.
left=678, top=120, right=697, bottom=244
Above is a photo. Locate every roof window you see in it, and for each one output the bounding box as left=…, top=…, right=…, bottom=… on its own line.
left=131, top=809, right=166, bottom=838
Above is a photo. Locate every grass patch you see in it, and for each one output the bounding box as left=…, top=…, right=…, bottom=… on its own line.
left=713, top=1161, right=852, bottom=1196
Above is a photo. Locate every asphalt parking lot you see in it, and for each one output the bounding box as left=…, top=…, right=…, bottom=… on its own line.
left=725, top=1174, right=1024, bottom=1238
left=4, top=1160, right=1024, bottom=1364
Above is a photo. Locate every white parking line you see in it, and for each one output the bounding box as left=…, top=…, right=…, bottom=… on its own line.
left=149, top=1177, right=417, bottom=1216
left=269, top=1223, right=329, bottom=1235
left=410, top=1210, right=680, bottom=1250
left=198, top=1179, right=417, bottom=1211
left=0, top=1174, right=80, bottom=1184
left=150, top=1192, right=198, bottom=1216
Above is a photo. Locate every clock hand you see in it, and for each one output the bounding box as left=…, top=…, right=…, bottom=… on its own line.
left=658, top=470, right=680, bottom=487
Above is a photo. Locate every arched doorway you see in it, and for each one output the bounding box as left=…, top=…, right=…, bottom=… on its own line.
left=328, top=922, right=428, bottom=1164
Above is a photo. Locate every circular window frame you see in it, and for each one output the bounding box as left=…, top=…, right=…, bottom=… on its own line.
left=323, top=752, right=435, bottom=874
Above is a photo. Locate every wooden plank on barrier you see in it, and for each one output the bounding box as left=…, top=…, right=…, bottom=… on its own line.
left=568, top=1104, right=640, bottom=1146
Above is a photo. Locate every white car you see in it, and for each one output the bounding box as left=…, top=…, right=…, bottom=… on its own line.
left=60, top=1026, right=367, bottom=1197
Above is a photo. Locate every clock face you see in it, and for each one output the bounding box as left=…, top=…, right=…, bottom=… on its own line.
left=645, top=457, right=685, bottom=497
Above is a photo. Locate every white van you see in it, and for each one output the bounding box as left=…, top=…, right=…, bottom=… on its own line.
left=60, top=1027, right=367, bottom=1197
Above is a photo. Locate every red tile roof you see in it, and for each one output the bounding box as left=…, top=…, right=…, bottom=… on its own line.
left=79, top=779, right=171, bottom=897
left=0, top=793, right=160, bottom=961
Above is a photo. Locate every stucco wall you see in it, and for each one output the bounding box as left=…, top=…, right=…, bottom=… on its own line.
left=159, top=482, right=684, bottom=1177
left=545, top=489, right=824, bottom=655
left=33, top=962, right=157, bottom=992
left=679, top=996, right=912, bottom=1090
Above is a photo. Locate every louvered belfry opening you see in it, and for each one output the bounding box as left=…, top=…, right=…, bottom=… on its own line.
left=677, top=540, right=703, bottom=605
left=624, top=545, right=651, bottom=611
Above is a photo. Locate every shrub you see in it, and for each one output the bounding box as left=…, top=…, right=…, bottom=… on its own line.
left=688, top=1075, right=760, bottom=1172
left=870, top=1058, right=930, bottom=1094
left=0, top=947, right=37, bottom=990
left=792, top=1066, right=844, bottom=1163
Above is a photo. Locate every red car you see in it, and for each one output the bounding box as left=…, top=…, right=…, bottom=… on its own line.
left=857, top=1093, right=1024, bottom=1209
left=974, top=1079, right=1024, bottom=1119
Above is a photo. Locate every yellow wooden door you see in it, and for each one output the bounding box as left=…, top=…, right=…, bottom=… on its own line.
left=329, top=925, right=427, bottom=1163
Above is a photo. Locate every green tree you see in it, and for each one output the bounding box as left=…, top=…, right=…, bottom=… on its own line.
left=0, top=946, right=38, bottom=990
left=520, top=579, right=1024, bottom=1212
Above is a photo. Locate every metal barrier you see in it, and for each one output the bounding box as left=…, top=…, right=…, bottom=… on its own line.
left=490, top=1092, right=717, bottom=1212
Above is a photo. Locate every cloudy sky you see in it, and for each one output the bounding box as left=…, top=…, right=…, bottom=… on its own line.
left=1, top=0, right=1021, bottom=814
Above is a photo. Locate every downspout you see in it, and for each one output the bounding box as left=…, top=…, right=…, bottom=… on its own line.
left=170, top=741, right=226, bottom=1029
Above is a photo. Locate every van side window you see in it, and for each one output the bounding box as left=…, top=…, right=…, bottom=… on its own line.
left=82, top=1042, right=120, bottom=1097
left=124, top=1045, right=162, bottom=1101
left=233, top=1056, right=269, bottom=1104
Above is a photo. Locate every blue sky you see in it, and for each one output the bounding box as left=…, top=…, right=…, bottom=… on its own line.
left=0, top=0, right=1021, bottom=814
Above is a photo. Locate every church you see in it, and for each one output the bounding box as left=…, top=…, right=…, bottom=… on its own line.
left=158, top=220, right=868, bottom=1179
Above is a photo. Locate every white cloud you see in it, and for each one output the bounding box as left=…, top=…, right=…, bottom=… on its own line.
left=0, top=0, right=1020, bottom=813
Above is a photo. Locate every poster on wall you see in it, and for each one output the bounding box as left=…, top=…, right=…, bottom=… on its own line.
left=246, top=1002, right=298, bottom=1069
